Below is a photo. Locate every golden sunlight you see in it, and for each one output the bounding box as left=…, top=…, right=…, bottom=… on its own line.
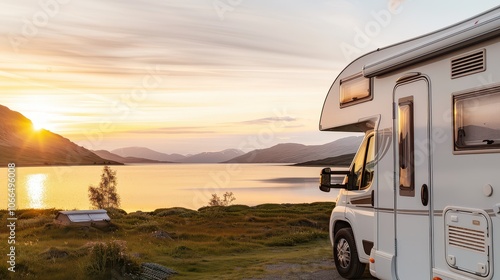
left=12, top=95, right=60, bottom=132
left=26, top=174, right=47, bottom=209
left=29, top=112, right=54, bottom=131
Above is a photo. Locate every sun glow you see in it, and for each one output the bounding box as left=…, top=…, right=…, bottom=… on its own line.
left=25, top=111, right=57, bottom=132
left=31, top=114, right=52, bottom=131
left=32, top=121, right=45, bottom=131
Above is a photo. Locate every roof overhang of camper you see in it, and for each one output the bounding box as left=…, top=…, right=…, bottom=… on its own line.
left=319, top=5, right=500, bottom=132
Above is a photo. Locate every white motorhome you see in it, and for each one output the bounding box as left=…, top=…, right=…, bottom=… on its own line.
left=319, top=6, right=500, bottom=280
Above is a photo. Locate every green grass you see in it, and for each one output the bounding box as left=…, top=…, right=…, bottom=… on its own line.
left=0, top=202, right=335, bottom=279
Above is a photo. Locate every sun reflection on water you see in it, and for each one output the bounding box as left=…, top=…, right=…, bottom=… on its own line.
left=26, top=174, right=47, bottom=208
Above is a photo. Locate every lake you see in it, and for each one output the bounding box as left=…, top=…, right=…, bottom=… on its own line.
left=1, top=164, right=341, bottom=212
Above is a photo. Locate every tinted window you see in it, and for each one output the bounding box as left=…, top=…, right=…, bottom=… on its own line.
left=454, top=87, right=500, bottom=151
left=340, top=73, right=371, bottom=107
left=349, top=135, right=375, bottom=190
left=398, top=98, right=414, bottom=196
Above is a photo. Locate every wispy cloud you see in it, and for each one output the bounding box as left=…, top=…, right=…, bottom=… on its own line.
left=127, top=126, right=216, bottom=135
left=239, top=116, right=297, bottom=125
left=1, top=0, right=498, bottom=154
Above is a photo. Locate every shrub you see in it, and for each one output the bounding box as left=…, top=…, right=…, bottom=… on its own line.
left=86, top=241, right=140, bottom=277
left=208, top=192, right=236, bottom=206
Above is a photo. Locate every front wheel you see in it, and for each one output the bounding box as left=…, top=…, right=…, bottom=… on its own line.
left=333, top=228, right=366, bottom=279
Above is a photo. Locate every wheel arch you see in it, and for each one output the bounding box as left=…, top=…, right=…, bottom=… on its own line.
left=333, top=220, right=352, bottom=236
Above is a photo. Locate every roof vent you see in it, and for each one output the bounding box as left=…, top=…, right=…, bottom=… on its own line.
left=451, top=49, right=486, bottom=79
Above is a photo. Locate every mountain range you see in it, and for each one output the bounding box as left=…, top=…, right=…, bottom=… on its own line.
left=0, top=104, right=363, bottom=166
left=99, top=136, right=362, bottom=164
left=225, top=136, right=362, bottom=163
left=99, top=147, right=245, bottom=163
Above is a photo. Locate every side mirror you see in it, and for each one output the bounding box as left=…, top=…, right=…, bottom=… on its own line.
left=319, top=168, right=351, bottom=192
left=319, top=168, right=332, bottom=192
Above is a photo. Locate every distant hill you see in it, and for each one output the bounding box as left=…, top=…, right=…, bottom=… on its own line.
left=111, top=147, right=245, bottom=163
left=225, top=136, right=362, bottom=163
left=0, top=105, right=121, bottom=166
left=92, top=150, right=165, bottom=164
left=111, top=147, right=185, bottom=162
left=180, top=149, right=244, bottom=163
left=294, top=153, right=356, bottom=167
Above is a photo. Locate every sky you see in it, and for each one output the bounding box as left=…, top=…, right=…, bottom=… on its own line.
left=1, top=0, right=499, bottom=154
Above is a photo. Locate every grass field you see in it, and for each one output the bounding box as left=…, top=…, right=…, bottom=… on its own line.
left=0, top=202, right=336, bottom=279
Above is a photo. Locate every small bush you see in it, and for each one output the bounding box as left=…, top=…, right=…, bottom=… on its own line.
left=208, top=192, right=236, bottom=206
left=86, top=241, right=140, bottom=277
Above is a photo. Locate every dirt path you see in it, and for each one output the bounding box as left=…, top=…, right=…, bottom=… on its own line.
left=245, top=259, right=377, bottom=280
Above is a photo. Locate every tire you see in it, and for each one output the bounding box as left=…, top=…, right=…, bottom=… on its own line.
left=333, top=227, right=366, bottom=279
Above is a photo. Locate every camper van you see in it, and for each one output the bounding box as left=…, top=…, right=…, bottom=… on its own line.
left=319, top=6, right=500, bottom=280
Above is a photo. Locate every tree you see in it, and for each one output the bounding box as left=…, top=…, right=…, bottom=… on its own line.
left=208, top=191, right=236, bottom=206
left=88, top=166, right=120, bottom=209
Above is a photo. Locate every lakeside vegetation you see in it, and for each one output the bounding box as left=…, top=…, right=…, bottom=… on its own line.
left=0, top=202, right=336, bottom=279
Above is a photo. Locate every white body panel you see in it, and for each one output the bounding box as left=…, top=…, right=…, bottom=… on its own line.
left=320, top=6, right=500, bottom=280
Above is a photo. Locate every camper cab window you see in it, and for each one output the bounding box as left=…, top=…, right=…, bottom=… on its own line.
left=454, top=86, right=500, bottom=152
left=340, top=73, right=371, bottom=107
left=349, top=134, right=375, bottom=190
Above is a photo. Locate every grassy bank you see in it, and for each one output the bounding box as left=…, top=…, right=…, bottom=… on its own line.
left=0, top=202, right=335, bottom=279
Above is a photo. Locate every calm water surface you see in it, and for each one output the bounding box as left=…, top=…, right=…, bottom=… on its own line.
left=1, top=164, right=340, bottom=212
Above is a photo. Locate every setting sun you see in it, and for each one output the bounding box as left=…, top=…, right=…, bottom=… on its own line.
left=29, top=113, right=54, bottom=132
left=33, top=123, right=45, bottom=131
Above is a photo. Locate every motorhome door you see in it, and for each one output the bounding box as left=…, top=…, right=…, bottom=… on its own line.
left=393, top=77, right=431, bottom=279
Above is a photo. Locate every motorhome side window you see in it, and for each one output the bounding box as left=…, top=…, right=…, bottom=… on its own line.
left=454, top=86, right=500, bottom=151
left=339, top=73, right=371, bottom=107
left=398, top=98, right=414, bottom=196
left=350, top=135, right=375, bottom=190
